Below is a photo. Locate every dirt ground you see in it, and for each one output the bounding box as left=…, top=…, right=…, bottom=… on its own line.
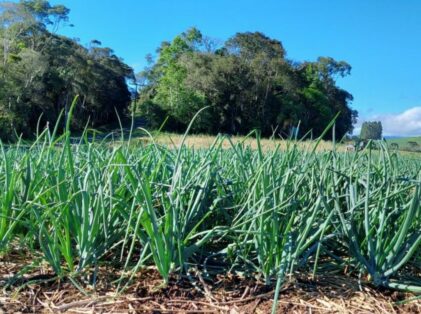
left=1, top=264, right=420, bottom=314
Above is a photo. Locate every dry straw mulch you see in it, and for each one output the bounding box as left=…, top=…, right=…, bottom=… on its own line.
left=1, top=262, right=420, bottom=314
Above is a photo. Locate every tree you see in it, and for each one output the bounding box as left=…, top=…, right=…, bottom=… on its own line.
left=181, top=52, right=255, bottom=134
left=138, top=29, right=358, bottom=139
left=360, top=121, right=383, bottom=140
left=0, top=1, right=134, bottom=141
left=137, top=27, right=212, bottom=132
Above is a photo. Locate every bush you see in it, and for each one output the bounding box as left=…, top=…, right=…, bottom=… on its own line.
left=138, top=101, right=167, bottom=130
left=0, top=111, right=26, bottom=142
left=407, top=141, right=420, bottom=152
left=137, top=100, right=186, bottom=132
left=390, top=143, right=399, bottom=150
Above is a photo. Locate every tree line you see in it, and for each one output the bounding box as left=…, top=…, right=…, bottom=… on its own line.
left=1, top=1, right=358, bottom=142
left=137, top=28, right=358, bottom=139
left=0, top=0, right=135, bottom=141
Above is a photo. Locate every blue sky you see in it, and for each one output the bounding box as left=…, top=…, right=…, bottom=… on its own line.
left=50, top=1, right=421, bottom=135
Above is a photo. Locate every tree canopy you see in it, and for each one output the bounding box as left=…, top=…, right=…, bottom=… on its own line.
left=1, top=2, right=358, bottom=142
left=138, top=28, right=358, bottom=139
left=360, top=121, right=383, bottom=140
left=0, top=0, right=134, bottom=141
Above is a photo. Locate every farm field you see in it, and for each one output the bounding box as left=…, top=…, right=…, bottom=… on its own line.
left=386, top=137, right=421, bottom=152
left=1, top=129, right=420, bottom=313
left=1, top=1, right=421, bottom=313
left=88, top=129, right=421, bottom=158
left=133, top=131, right=343, bottom=152
left=147, top=132, right=421, bottom=156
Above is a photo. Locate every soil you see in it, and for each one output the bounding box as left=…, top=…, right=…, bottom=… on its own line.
left=1, top=253, right=420, bottom=313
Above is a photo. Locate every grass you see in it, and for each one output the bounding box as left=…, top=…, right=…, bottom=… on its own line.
left=386, top=136, right=421, bottom=152
left=135, top=131, right=341, bottom=152
left=0, top=109, right=420, bottom=312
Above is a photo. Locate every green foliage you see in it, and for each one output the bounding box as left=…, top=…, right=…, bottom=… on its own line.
left=360, top=121, right=383, bottom=140
left=0, top=111, right=20, bottom=140
left=0, top=127, right=420, bottom=295
left=137, top=100, right=169, bottom=130
left=0, top=1, right=134, bottom=141
left=138, top=29, right=358, bottom=139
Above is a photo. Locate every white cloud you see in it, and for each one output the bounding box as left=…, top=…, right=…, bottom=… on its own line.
left=356, top=106, right=421, bottom=137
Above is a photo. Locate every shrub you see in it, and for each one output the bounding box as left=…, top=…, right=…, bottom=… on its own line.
left=408, top=141, right=420, bottom=152
left=390, top=143, right=399, bottom=150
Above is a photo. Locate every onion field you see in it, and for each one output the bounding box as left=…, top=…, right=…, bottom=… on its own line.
left=0, top=119, right=420, bottom=312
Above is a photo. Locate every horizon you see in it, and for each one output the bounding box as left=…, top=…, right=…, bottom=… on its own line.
left=9, top=0, right=421, bottom=137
